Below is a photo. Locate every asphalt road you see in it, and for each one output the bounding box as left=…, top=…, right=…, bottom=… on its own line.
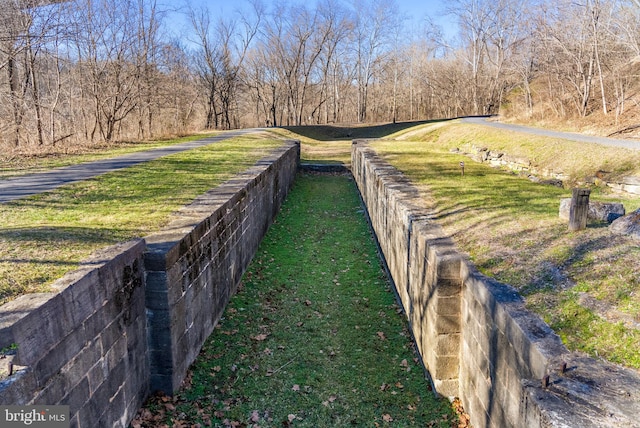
left=460, top=116, right=640, bottom=151
left=0, top=129, right=259, bottom=204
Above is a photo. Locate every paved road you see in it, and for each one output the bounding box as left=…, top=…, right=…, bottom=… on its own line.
left=460, top=116, right=640, bottom=150
left=0, top=129, right=259, bottom=203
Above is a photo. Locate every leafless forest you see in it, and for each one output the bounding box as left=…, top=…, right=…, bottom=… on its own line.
left=2, top=0, right=640, bottom=151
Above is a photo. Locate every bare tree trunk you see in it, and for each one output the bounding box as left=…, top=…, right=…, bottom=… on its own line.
left=7, top=55, right=21, bottom=147
left=25, top=32, right=44, bottom=145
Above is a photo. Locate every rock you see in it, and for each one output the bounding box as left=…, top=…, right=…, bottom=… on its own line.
left=540, top=179, right=564, bottom=188
left=610, top=208, right=640, bottom=240
left=559, top=198, right=625, bottom=223
left=621, top=176, right=640, bottom=195
left=589, top=200, right=626, bottom=222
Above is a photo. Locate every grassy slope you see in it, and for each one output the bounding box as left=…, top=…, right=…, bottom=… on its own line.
left=0, top=133, right=219, bottom=179
left=0, top=134, right=282, bottom=304
left=370, top=121, right=640, bottom=369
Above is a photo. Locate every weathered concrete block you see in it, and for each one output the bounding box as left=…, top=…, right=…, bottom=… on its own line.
left=431, top=312, right=461, bottom=335
left=435, top=333, right=460, bottom=356
left=434, top=355, right=460, bottom=380
left=434, top=378, right=459, bottom=399
left=0, top=293, right=54, bottom=350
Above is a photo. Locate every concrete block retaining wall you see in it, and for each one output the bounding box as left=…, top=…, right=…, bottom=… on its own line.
left=352, top=141, right=640, bottom=428
left=0, top=240, right=148, bottom=427
left=0, top=141, right=299, bottom=427
left=455, top=144, right=640, bottom=196
left=143, top=143, right=299, bottom=393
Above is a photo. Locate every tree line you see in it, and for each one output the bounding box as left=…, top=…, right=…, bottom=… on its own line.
left=1, top=0, right=639, bottom=149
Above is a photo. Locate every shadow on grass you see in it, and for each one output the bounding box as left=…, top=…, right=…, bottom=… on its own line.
left=283, top=119, right=447, bottom=141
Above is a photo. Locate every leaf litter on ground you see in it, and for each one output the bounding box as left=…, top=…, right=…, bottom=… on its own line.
left=132, top=172, right=464, bottom=427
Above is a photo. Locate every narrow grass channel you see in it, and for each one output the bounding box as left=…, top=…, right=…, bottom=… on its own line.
left=133, top=172, right=459, bottom=427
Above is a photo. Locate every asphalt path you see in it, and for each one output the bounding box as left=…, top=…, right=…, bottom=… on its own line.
left=0, top=129, right=259, bottom=204
left=461, top=116, right=640, bottom=150
left=460, top=116, right=640, bottom=150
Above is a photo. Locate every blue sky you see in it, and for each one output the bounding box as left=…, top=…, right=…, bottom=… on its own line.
left=165, top=0, right=456, bottom=41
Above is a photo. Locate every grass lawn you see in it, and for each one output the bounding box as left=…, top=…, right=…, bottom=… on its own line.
left=369, top=122, right=640, bottom=369
left=0, top=132, right=220, bottom=179
left=133, top=173, right=461, bottom=427
left=0, top=133, right=282, bottom=304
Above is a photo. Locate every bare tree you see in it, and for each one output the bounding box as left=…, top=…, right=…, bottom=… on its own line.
left=352, top=0, right=396, bottom=122
left=190, top=1, right=259, bottom=129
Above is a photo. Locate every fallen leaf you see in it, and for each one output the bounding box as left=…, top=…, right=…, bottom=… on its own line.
left=253, top=333, right=269, bottom=341
left=383, top=414, right=393, bottom=422
left=292, top=384, right=300, bottom=391
left=400, top=359, right=408, bottom=368
left=250, top=410, right=260, bottom=422
left=328, top=395, right=337, bottom=402
left=288, top=414, right=296, bottom=422
left=304, top=300, right=312, bottom=306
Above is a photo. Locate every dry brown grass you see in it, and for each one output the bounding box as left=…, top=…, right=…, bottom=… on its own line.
left=370, top=124, right=640, bottom=369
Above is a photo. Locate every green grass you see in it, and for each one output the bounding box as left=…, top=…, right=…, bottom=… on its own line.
left=133, top=173, right=458, bottom=427
left=0, top=133, right=219, bottom=179
left=0, top=135, right=282, bottom=304
left=369, top=124, right=640, bottom=369
left=389, top=122, right=640, bottom=183
left=267, top=121, right=440, bottom=165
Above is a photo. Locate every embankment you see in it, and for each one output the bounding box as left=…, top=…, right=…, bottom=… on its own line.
left=0, top=141, right=299, bottom=427
left=352, top=140, right=640, bottom=428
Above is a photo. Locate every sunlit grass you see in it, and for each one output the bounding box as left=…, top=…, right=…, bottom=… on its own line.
left=0, top=135, right=282, bottom=304
left=0, top=132, right=220, bottom=179
left=134, top=173, right=458, bottom=427
left=369, top=126, right=640, bottom=369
